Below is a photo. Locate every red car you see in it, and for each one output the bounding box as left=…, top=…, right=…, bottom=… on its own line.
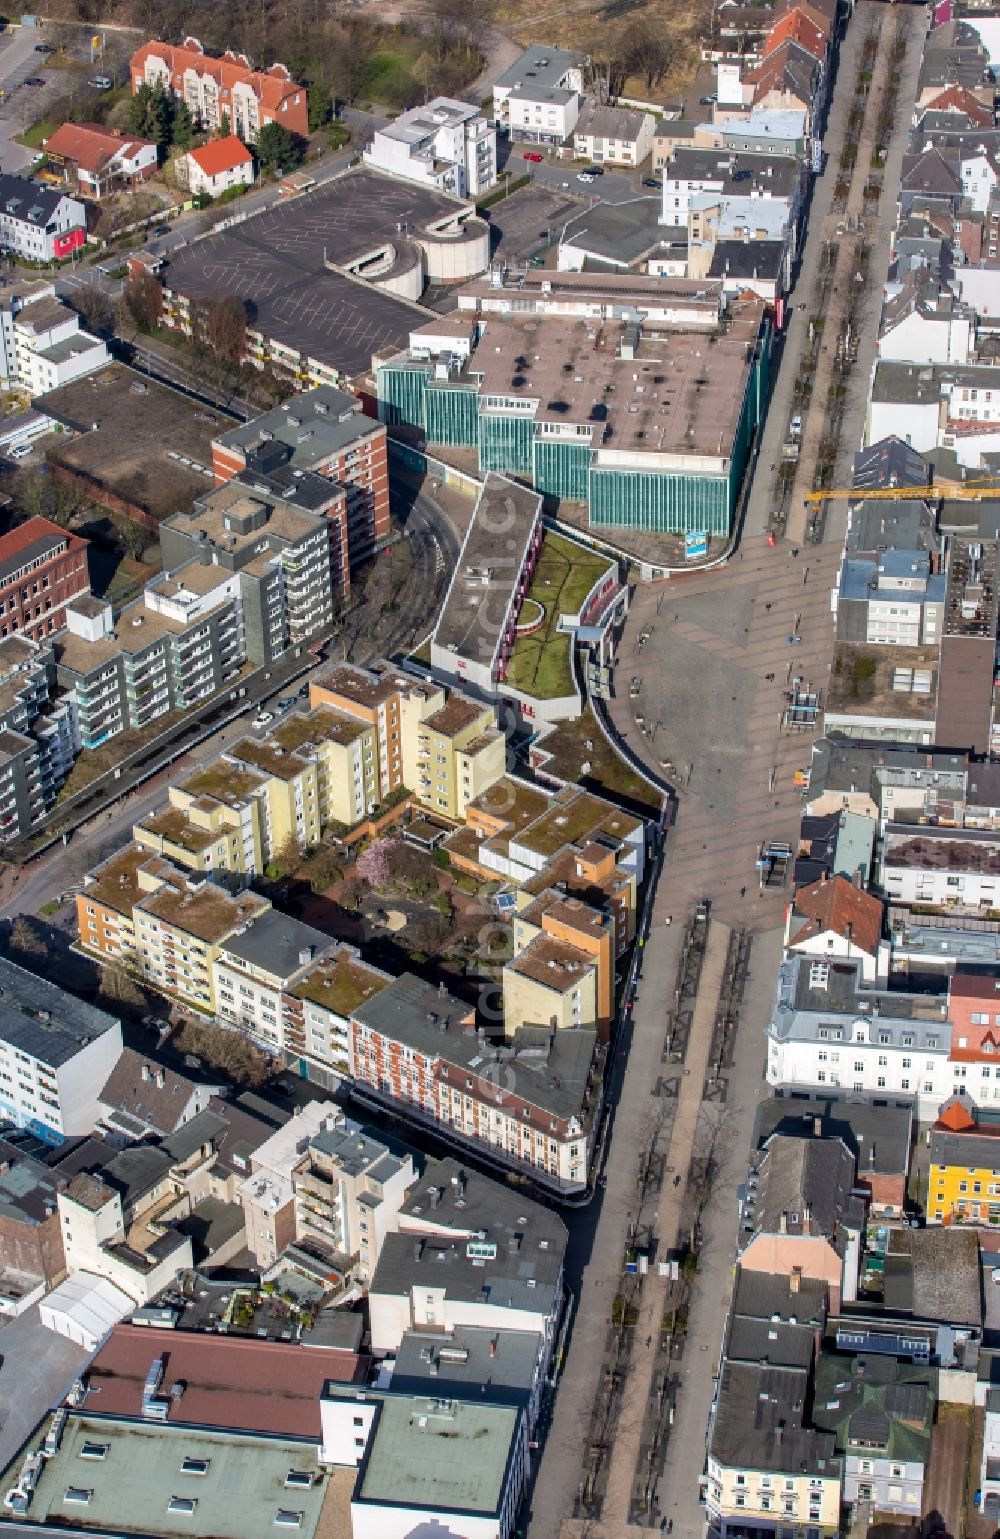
left=522, top=151, right=544, bottom=163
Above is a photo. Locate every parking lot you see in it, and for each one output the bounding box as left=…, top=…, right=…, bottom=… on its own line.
left=487, top=180, right=583, bottom=262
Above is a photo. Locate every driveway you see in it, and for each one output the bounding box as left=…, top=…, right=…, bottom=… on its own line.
left=0, top=1305, right=93, bottom=1476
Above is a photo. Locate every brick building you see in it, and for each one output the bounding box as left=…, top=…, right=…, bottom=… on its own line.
left=0, top=1136, right=67, bottom=1289
left=212, top=388, right=390, bottom=567
left=0, top=517, right=90, bottom=643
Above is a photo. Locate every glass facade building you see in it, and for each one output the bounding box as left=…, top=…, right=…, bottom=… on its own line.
left=377, top=316, right=770, bottom=536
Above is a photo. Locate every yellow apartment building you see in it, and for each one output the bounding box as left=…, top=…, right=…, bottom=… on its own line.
left=928, top=1105, right=1000, bottom=1225
left=133, top=760, right=270, bottom=877
left=506, top=890, right=613, bottom=1042
left=310, top=659, right=504, bottom=820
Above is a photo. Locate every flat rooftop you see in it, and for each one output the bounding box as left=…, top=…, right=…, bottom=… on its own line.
left=290, top=946, right=390, bottom=1016
left=442, top=298, right=765, bottom=461
left=434, top=474, right=541, bottom=662
left=164, top=171, right=480, bottom=379
left=38, top=364, right=231, bottom=522
left=826, top=641, right=939, bottom=720
left=19, top=1413, right=330, bottom=1539
left=138, top=880, right=269, bottom=944
left=358, top=1394, right=518, bottom=1517
left=215, top=386, right=378, bottom=467
left=885, top=820, right=1000, bottom=874
left=0, top=956, right=119, bottom=1068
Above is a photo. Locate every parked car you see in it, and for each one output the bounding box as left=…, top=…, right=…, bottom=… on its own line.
left=23, top=77, right=44, bottom=86
left=583, top=165, right=604, bottom=175
left=297, top=683, right=309, bottom=697
left=522, top=150, right=543, bottom=163
left=33, top=43, right=55, bottom=53
left=699, top=93, right=717, bottom=105
left=252, top=710, right=274, bottom=728
left=9, top=444, right=32, bottom=460
left=88, top=75, right=112, bottom=90
left=789, top=414, right=803, bottom=437
left=153, top=223, right=170, bottom=237
left=577, top=172, right=596, bottom=183
left=642, top=177, right=659, bottom=188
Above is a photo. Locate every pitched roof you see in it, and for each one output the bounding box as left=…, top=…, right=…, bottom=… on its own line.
left=130, top=39, right=303, bottom=116
left=922, top=83, right=995, bottom=127
left=787, top=873, right=884, bottom=956
left=84, top=1323, right=365, bottom=1436
left=762, top=7, right=829, bottom=63
left=747, top=40, right=820, bottom=104
left=98, top=1047, right=206, bottom=1136
left=44, top=121, right=154, bottom=175
left=186, top=134, right=253, bottom=178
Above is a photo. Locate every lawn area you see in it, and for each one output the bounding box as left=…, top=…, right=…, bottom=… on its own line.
left=15, top=118, right=56, bottom=149
left=506, top=531, right=611, bottom=701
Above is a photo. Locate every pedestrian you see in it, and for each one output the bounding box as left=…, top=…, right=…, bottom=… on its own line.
left=646, top=1334, right=652, bottom=1348
left=740, top=885, right=747, bottom=898
left=765, top=602, right=771, bottom=612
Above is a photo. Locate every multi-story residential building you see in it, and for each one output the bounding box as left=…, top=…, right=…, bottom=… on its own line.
left=96, top=1046, right=220, bottom=1143
left=881, top=822, right=1000, bottom=910
left=765, top=955, right=957, bottom=1120
left=0, top=958, right=123, bottom=1144
left=55, top=579, right=245, bottom=752
left=76, top=843, right=270, bottom=1013
left=212, top=907, right=339, bottom=1061
left=738, top=1132, right=866, bottom=1310
left=57, top=1170, right=194, bottom=1306
left=0, top=174, right=85, bottom=263
left=506, top=889, right=611, bottom=1042
left=212, top=389, right=389, bottom=569
left=177, top=135, right=255, bottom=197
left=364, top=98, right=497, bottom=198
left=834, top=549, right=946, bottom=648
left=0, top=276, right=54, bottom=385
left=492, top=45, right=587, bottom=144
left=927, top=1098, right=1000, bottom=1224
left=368, top=1156, right=567, bottom=1366
left=704, top=1269, right=842, bottom=1539
left=129, top=38, right=308, bottom=141
left=241, top=1102, right=415, bottom=1279
left=0, top=1135, right=68, bottom=1298
left=278, top=943, right=390, bottom=1084
left=350, top=973, right=601, bottom=1194
left=160, top=476, right=345, bottom=655
left=573, top=105, right=655, bottom=167
left=753, top=1095, right=913, bottom=1218
left=8, top=293, right=107, bottom=395
left=43, top=123, right=158, bottom=199
left=448, top=775, right=646, bottom=888
left=134, top=710, right=379, bottom=877
left=0, top=516, right=90, bottom=644
left=0, top=634, right=78, bottom=843
left=660, top=147, right=803, bottom=228
left=784, top=874, right=886, bottom=983
left=811, top=1351, right=933, bottom=1518
left=310, top=660, right=504, bottom=819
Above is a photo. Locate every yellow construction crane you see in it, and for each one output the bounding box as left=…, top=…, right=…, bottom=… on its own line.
left=804, top=480, right=1000, bottom=504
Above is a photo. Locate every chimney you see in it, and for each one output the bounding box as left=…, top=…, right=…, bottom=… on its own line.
left=869, top=1142, right=876, bottom=1168
left=790, top=1266, right=802, bottom=1293
left=779, top=1212, right=787, bottom=1234
left=141, top=1064, right=151, bottom=1082
left=812, top=1117, right=822, bottom=1137
left=489, top=1336, right=497, bottom=1358
left=155, top=1069, right=165, bottom=1090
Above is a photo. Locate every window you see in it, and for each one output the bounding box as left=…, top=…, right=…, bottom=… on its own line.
left=64, top=1489, right=93, bottom=1506
left=274, top=1514, right=303, bottom=1529
left=180, top=1459, right=210, bottom=1476
left=79, top=1444, right=108, bottom=1462
left=167, top=1498, right=198, bottom=1516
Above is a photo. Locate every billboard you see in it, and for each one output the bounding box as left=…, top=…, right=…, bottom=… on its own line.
left=53, top=227, right=85, bottom=259
left=685, top=530, right=708, bottom=561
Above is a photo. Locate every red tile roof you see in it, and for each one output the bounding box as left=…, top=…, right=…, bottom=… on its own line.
left=787, top=874, right=884, bottom=956
left=44, top=122, right=154, bottom=176
left=0, top=515, right=86, bottom=567
left=130, top=39, right=304, bottom=119
left=186, top=134, right=254, bottom=178
left=762, top=6, right=829, bottom=62
left=923, top=84, right=995, bottom=127
left=84, top=1324, right=365, bottom=1438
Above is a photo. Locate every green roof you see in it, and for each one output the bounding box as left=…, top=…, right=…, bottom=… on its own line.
left=507, top=530, right=611, bottom=700
left=358, top=1395, right=519, bottom=1516
left=811, top=1351, right=934, bottom=1467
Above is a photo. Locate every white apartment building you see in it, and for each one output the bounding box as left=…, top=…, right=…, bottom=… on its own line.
left=765, top=956, right=957, bottom=1120
left=0, top=174, right=85, bottom=263
left=881, top=823, right=1000, bottom=910
left=9, top=293, right=107, bottom=395
left=57, top=1171, right=193, bottom=1305
left=834, top=550, right=946, bottom=648
left=492, top=46, right=586, bottom=144
left=364, top=98, right=497, bottom=199
left=0, top=959, right=123, bottom=1144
